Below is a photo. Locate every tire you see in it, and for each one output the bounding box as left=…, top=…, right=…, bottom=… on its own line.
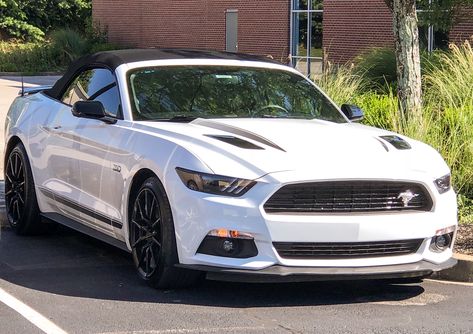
left=129, top=176, right=202, bottom=288
left=5, top=143, right=45, bottom=235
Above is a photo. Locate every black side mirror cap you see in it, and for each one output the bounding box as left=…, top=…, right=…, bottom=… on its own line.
left=72, top=101, right=117, bottom=124
left=341, top=104, right=364, bottom=122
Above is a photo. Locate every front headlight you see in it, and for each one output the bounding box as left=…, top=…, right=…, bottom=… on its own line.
left=434, top=174, right=451, bottom=194
left=176, top=167, right=256, bottom=197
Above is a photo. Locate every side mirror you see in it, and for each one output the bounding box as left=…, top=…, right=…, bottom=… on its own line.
left=341, top=104, right=364, bottom=122
left=71, top=101, right=116, bottom=124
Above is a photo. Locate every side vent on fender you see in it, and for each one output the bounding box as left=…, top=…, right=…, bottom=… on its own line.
left=204, top=135, right=264, bottom=150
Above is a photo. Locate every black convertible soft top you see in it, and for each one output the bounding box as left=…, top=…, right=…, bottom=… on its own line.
left=47, top=48, right=280, bottom=100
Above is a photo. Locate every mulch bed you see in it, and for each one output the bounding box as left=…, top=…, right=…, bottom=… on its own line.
left=455, top=224, right=473, bottom=256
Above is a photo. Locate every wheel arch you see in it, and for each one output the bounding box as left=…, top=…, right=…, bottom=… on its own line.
left=127, top=168, right=159, bottom=221
left=4, top=136, right=23, bottom=170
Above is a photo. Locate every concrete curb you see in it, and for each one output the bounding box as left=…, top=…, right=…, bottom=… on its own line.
left=431, top=253, right=473, bottom=283
left=0, top=72, right=63, bottom=76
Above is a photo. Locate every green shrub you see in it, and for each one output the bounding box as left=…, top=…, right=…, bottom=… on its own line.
left=355, top=89, right=400, bottom=130
left=354, top=48, right=397, bottom=88
left=0, top=0, right=91, bottom=41
left=353, top=47, right=448, bottom=90
left=88, top=41, right=121, bottom=54
left=0, top=28, right=121, bottom=73
left=0, top=40, right=59, bottom=72
left=50, top=28, right=88, bottom=64
left=458, top=194, right=473, bottom=224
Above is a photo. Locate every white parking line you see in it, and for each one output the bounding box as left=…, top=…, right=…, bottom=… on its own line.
left=0, top=287, right=68, bottom=334
left=426, top=279, right=473, bottom=287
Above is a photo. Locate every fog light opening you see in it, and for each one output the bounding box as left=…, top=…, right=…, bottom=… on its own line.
left=430, top=232, right=454, bottom=253
left=196, top=229, right=258, bottom=258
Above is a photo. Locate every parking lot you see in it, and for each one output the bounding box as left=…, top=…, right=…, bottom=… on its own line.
left=0, top=76, right=472, bottom=334
left=0, top=227, right=472, bottom=334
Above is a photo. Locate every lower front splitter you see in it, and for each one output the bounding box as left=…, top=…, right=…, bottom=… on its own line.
left=176, top=258, right=457, bottom=283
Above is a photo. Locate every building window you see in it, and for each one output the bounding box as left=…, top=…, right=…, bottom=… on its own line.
left=290, top=0, right=323, bottom=76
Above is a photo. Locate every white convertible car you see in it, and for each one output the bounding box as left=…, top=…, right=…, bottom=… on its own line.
left=5, top=49, right=457, bottom=288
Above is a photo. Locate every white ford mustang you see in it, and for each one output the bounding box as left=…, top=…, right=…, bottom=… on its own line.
left=5, top=49, right=457, bottom=288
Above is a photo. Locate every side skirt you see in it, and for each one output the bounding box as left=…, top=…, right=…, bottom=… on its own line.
left=41, top=212, right=130, bottom=252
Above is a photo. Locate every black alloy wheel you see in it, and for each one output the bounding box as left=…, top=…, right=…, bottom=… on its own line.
left=130, top=187, right=162, bottom=279
left=129, top=177, right=202, bottom=288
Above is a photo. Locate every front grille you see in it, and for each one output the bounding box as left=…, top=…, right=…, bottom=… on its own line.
left=264, top=181, right=432, bottom=213
left=273, top=239, right=424, bottom=259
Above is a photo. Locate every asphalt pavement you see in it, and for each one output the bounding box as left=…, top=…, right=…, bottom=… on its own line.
left=0, top=227, right=473, bottom=334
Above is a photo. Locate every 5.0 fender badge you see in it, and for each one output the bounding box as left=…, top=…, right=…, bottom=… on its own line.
left=112, top=164, right=122, bottom=173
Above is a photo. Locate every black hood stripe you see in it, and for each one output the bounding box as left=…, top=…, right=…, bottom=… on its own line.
left=193, top=119, right=285, bottom=152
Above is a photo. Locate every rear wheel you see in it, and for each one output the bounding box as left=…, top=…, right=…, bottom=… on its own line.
left=5, top=143, right=44, bottom=234
left=129, top=177, right=202, bottom=288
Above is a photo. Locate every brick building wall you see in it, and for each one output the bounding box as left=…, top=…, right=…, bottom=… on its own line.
left=450, top=8, right=473, bottom=44
left=93, top=0, right=473, bottom=66
left=92, top=0, right=291, bottom=62
left=323, top=0, right=394, bottom=64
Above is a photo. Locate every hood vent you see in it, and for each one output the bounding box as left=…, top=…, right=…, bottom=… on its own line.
left=205, top=135, right=264, bottom=150
left=193, top=119, right=285, bottom=152
left=379, top=135, right=411, bottom=150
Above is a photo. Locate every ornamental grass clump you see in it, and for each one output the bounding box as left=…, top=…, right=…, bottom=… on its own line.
left=422, top=41, right=473, bottom=197
left=424, top=41, right=473, bottom=109
left=314, top=62, right=367, bottom=106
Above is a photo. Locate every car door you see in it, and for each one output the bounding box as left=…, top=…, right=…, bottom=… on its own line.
left=61, top=68, right=124, bottom=234
left=39, top=73, right=90, bottom=225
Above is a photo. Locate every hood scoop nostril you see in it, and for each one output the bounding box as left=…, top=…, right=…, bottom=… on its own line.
left=205, top=134, right=265, bottom=150
left=379, top=135, right=412, bottom=150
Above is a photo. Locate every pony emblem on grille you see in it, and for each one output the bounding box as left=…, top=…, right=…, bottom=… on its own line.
left=398, top=190, right=419, bottom=207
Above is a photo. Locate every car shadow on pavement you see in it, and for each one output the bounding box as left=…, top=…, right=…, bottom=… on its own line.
left=0, top=226, right=425, bottom=308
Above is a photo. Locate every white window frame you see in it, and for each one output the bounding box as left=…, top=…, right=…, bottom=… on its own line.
left=290, top=0, right=324, bottom=76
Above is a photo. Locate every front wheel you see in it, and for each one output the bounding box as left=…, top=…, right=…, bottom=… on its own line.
left=129, top=177, right=202, bottom=288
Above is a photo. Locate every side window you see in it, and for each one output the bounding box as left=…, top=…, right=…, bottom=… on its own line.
left=61, top=68, right=121, bottom=117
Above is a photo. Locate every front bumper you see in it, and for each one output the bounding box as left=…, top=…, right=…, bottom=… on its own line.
left=166, top=168, right=458, bottom=271
left=177, top=258, right=457, bottom=283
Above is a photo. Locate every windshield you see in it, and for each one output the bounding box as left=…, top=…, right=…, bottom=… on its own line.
left=127, top=66, right=346, bottom=123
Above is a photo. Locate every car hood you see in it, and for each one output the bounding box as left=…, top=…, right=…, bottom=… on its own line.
left=135, top=118, right=449, bottom=181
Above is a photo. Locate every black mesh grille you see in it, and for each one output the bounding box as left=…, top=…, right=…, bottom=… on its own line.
left=273, top=239, right=424, bottom=259
left=264, top=181, right=432, bottom=213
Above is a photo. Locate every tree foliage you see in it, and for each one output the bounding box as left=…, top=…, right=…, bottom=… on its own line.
left=417, top=0, right=473, bottom=30
left=0, top=0, right=91, bottom=41
left=384, top=0, right=473, bottom=31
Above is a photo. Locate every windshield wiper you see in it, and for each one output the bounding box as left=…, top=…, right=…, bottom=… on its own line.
left=259, top=114, right=285, bottom=118
left=156, top=115, right=200, bottom=123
